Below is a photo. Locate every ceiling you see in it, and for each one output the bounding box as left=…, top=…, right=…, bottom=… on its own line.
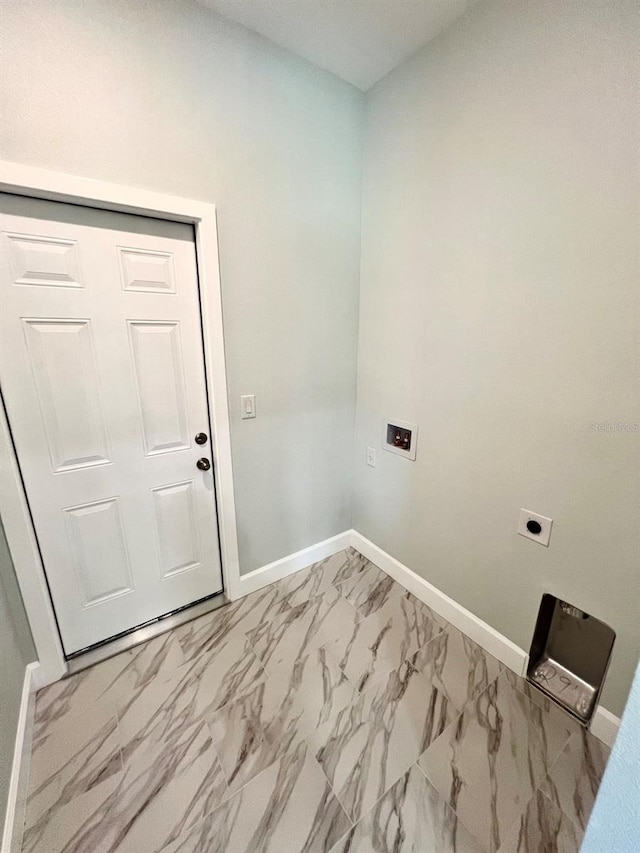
left=197, top=0, right=478, bottom=91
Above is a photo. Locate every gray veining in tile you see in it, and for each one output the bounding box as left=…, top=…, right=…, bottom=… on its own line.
left=23, top=547, right=600, bottom=853
left=336, top=592, right=447, bottom=692
left=28, top=718, right=229, bottom=853
left=117, top=663, right=199, bottom=758
left=540, top=726, right=610, bottom=832
left=22, top=703, right=123, bottom=853
left=247, top=585, right=362, bottom=673
left=176, top=585, right=290, bottom=663
left=177, top=630, right=268, bottom=718
left=335, top=561, right=406, bottom=617
left=163, top=742, right=352, bottom=853
left=308, top=662, right=456, bottom=824
left=274, top=548, right=370, bottom=607
left=105, top=719, right=229, bottom=852
left=410, top=624, right=503, bottom=711
left=209, top=644, right=356, bottom=793
left=26, top=652, right=230, bottom=853
left=501, top=670, right=583, bottom=736
left=496, top=789, right=584, bottom=853
left=418, top=671, right=574, bottom=852
left=22, top=773, right=122, bottom=853
left=33, top=631, right=185, bottom=740
left=329, top=764, right=485, bottom=853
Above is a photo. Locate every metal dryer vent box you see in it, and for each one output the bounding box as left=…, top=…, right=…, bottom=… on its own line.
left=527, top=594, right=615, bottom=725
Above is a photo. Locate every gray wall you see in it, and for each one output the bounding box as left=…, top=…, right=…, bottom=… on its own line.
left=0, top=518, right=36, bottom=829
left=0, top=0, right=364, bottom=574
left=354, top=0, right=639, bottom=716
left=1, top=0, right=637, bottom=719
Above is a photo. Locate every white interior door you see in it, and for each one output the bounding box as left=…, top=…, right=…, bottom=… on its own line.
left=0, top=193, right=223, bottom=654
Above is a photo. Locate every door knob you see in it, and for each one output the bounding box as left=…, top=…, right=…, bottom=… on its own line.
left=195, top=432, right=208, bottom=445
left=196, top=457, right=211, bottom=471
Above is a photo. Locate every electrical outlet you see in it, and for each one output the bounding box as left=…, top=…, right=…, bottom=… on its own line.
left=518, top=509, right=553, bottom=546
left=366, top=447, right=376, bottom=467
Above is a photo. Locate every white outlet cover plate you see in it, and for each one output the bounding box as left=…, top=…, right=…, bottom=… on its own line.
left=518, top=508, right=553, bottom=547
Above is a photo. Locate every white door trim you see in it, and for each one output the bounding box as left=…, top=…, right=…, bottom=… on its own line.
left=0, top=161, right=241, bottom=686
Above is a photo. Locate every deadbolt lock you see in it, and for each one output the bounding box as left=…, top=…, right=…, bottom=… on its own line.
left=195, top=432, right=208, bottom=445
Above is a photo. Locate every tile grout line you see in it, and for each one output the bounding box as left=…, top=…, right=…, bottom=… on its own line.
left=199, top=584, right=353, bottom=809
left=503, top=675, right=583, bottom=790
left=412, top=759, right=491, bottom=853
left=228, top=575, right=366, bottom=828
left=537, top=786, right=587, bottom=838
left=200, top=714, right=237, bottom=807
left=113, top=699, right=125, bottom=776
left=416, top=667, right=585, bottom=853
left=300, top=728, right=356, bottom=835
left=298, top=602, right=462, bottom=830
left=32, top=547, right=600, bottom=853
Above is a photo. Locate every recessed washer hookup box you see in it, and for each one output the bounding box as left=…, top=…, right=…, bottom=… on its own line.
left=527, top=594, right=615, bottom=725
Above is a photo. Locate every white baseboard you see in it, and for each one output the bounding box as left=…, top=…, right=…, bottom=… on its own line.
left=2, top=661, right=40, bottom=853
left=350, top=531, right=528, bottom=676
left=349, top=531, right=620, bottom=748
left=205, top=526, right=621, bottom=748
left=237, top=530, right=352, bottom=597
left=588, top=705, right=620, bottom=748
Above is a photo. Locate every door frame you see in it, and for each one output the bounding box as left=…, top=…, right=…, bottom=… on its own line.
left=0, top=160, right=242, bottom=686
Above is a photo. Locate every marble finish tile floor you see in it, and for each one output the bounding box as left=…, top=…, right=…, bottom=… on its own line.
left=22, top=548, right=610, bottom=853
